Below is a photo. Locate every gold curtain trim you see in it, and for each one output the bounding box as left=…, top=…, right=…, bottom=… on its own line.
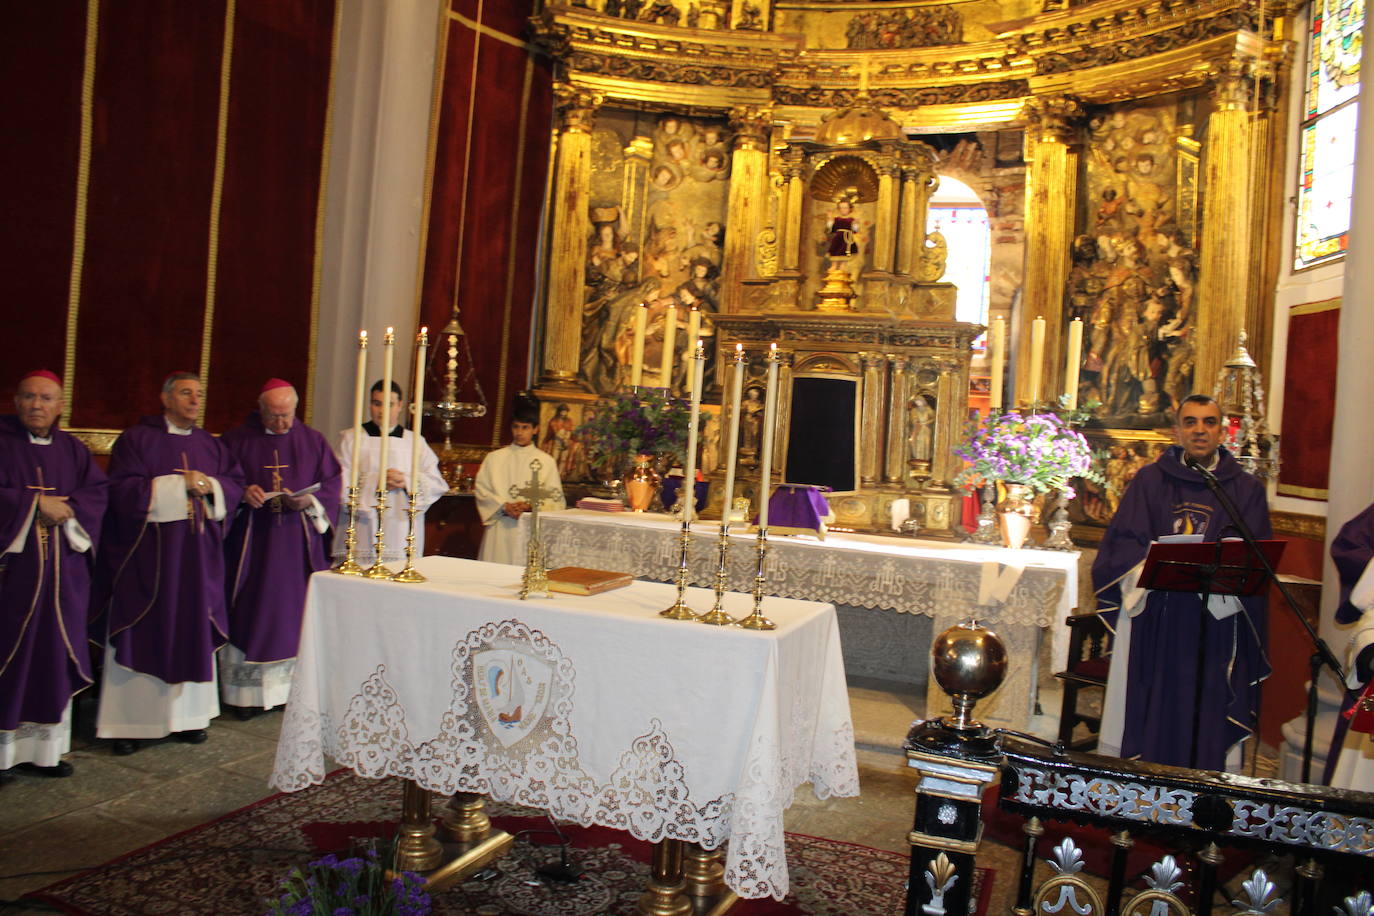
left=1276, top=482, right=1330, bottom=500
left=305, top=0, right=343, bottom=426
left=1288, top=296, right=1340, bottom=316
left=450, top=0, right=485, bottom=323
left=200, top=0, right=237, bottom=415
left=1270, top=509, right=1326, bottom=539
left=447, top=8, right=533, bottom=51
left=63, top=0, right=100, bottom=426
left=409, top=0, right=454, bottom=338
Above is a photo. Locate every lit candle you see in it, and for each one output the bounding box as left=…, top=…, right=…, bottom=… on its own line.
left=685, top=306, right=702, bottom=395
left=758, top=343, right=780, bottom=529
left=720, top=344, right=746, bottom=522
left=631, top=303, right=647, bottom=388
left=989, top=317, right=1005, bottom=412
left=660, top=302, right=678, bottom=390
left=377, top=327, right=395, bottom=499
left=409, top=327, right=428, bottom=495
left=1028, top=315, right=1045, bottom=406
left=1064, top=318, right=1083, bottom=411
left=682, top=341, right=705, bottom=524
left=349, top=331, right=368, bottom=492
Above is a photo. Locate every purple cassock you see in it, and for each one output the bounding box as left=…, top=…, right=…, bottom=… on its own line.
left=96, top=416, right=244, bottom=684
left=1332, top=501, right=1374, bottom=625
left=0, top=416, right=108, bottom=731
left=221, top=412, right=342, bottom=663
left=1092, top=445, right=1271, bottom=770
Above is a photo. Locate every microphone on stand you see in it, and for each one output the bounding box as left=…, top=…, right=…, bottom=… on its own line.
left=1183, top=453, right=1218, bottom=482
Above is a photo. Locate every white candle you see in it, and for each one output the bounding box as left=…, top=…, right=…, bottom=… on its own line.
left=660, top=302, right=677, bottom=389
left=758, top=343, right=780, bottom=529
left=349, top=331, right=368, bottom=492
left=377, top=327, right=395, bottom=497
left=682, top=342, right=705, bottom=524
left=1028, top=315, right=1045, bottom=406
left=685, top=306, right=702, bottom=395
left=409, top=327, right=428, bottom=495
left=631, top=303, right=647, bottom=388
left=989, top=317, right=1005, bottom=412
left=1064, top=318, right=1083, bottom=411
left=720, top=344, right=746, bottom=522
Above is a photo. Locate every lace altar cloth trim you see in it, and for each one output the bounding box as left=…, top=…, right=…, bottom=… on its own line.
left=270, top=563, right=859, bottom=901
left=542, top=512, right=1074, bottom=627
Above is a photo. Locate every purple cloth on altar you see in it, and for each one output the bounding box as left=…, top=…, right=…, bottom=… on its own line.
left=1092, top=445, right=1271, bottom=770
left=661, top=477, right=708, bottom=513
left=758, top=484, right=831, bottom=532
left=1332, top=501, right=1374, bottom=625
left=0, top=416, right=108, bottom=730
left=221, top=413, right=342, bottom=663
left=96, top=416, right=244, bottom=685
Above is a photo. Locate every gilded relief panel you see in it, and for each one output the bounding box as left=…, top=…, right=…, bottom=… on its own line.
left=580, top=110, right=732, bottom=395
left=1073, top=97, right=1199, bottom=430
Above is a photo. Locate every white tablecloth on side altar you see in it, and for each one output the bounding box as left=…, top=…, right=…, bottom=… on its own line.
left=542, top=509, right=1080, bottom=728
left=270, top=555, right=858, bottom=900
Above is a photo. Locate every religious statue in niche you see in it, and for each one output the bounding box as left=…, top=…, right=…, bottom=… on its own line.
left=578, top=110, right=731, bottom=394
left=826, top=195, right=861, bottom=259
left=739, top=385, right=765, bottom=460
left=1071, top=100, right=1198, bottom=428
left=844, top=6, right=963, bottom=49
left=907, top=393, right=937, bottom=464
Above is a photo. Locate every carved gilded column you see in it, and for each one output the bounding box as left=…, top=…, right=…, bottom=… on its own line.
left=897, top=155, right=937, bottom=278
left=779, top=148, right=806, bottom=274
left=884, top=355, right=910, bottom=485
left=721, top=105, right=773, bottom=313
left=871, top=158, right=899, bottom=274
left=1195, top=58, right=1258, bottom=391
left=540, top=84, right=602, bottom=390
left=1017, top=95, right=1084, bottom=405
left=859, top=351, right=886, bottom=485
left=1245, top=52, right=1288, bottom=382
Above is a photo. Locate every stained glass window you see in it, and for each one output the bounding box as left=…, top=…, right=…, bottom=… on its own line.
left=1295, top=0, right=1364, bottom=269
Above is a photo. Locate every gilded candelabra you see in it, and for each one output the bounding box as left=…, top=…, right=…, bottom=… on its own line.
left=736, top=527, right=776, bottom=630
left=362, top=493, right=394, bottom=579
left=391, top=489, right=427, bottom=583
left=332, top=484, right=366, bottom=574
left=698, top=521, right=736, bottom=626
left=660, top=520, right=699, bottom=620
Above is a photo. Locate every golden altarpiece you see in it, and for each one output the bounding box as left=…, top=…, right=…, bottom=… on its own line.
left=527, top=0, right=1293, bottom=537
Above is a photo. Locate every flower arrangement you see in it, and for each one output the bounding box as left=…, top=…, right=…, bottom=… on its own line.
left=953, top=410, right=1104, bottom=495
left=575, top=388, right=691, bottom=469
left=264, top=840, right=431, bottom=916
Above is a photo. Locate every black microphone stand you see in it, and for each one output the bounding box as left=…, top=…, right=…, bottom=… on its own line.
left=1186, top=455, right=1347, bottom=782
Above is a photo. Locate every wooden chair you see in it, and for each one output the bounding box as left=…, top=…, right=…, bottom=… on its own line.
left=1055, top=613, right=1112, bottom=750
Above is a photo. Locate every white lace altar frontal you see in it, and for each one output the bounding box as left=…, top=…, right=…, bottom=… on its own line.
left=270, top=556, right=859, bottom=900
left=542, top=509, right=1080, bottom=728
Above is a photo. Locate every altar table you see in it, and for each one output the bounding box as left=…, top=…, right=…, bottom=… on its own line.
left=270, top=556, right=859, bottom=900
left=542, top=509, right=1080, bottom=728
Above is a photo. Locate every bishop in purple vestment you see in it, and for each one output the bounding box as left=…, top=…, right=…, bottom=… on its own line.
left=1326, top=501, right=1374, bottom=788
left=219, top=380, right=341, bottom=715
left=0, top=371, right=107, bottom=780
left=94, top=373, right=244, bottom=753
left=1092, top=395, right=1271, bottom=771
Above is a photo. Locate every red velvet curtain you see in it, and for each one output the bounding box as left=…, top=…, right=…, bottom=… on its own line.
left=1277, top=301, right=1339, bottom=499
left=0, top=0, right=336, bottom=434
left=417, top=0, right=554, bottom=447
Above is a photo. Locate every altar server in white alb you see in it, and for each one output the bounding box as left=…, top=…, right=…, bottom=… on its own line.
left=474, top=398, right=565, bottom=565
left=333, top=380, right=447, bottom=566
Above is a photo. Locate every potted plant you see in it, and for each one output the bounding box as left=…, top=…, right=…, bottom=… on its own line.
left=264, top=840, right=431, bottom=916
left=953, top=410, right=1104, bottom=549
left=575, top=389, right=691, bottom=511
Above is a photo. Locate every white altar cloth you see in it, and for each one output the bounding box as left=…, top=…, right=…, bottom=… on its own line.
left=542, top=509, right=1080, bottom=727
left=270, top=555, right=859, bottom=900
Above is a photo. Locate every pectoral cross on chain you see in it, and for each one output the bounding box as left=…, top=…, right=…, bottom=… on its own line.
left=27, top=466, right=55, bottom=551
left=173, top=451, right=205, bottom=534
left=264, top=449, right=289, bottom=519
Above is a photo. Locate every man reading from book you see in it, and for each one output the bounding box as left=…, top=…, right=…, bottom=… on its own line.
left=475, top=395, right=565, bottom=565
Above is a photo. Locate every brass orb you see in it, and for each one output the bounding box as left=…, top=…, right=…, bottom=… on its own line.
left=930, top=620, right=1008, bottom=700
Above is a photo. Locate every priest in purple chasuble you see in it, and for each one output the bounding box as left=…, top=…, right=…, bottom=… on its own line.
left=93, top=372, right=244, bottom=754
left=1327, top=501, right=1374, bottom=789
left=1092, top=395, right=1271, bottom=771
left=219, top=380, right=341, bottom=716
left=332, top=380, right=446, bottom=566
left=0, top=371, right=107, bottom=780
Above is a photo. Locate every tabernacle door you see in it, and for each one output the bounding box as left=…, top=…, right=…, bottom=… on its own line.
left=784, top=374, right=860, bottom=494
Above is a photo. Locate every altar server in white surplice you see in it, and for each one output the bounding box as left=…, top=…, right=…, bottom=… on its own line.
left=333, top=380, right=447, bottom=566
left=475, top=400, right=565, bottom=565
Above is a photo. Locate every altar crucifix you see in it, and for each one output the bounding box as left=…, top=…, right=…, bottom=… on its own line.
left=511, top=458, right=559, bottom=599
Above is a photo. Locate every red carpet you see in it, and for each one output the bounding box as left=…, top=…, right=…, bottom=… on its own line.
left=30, top=770, right=992, bottom=915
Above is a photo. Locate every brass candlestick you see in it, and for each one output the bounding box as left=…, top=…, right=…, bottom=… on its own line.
left=332, top=484, right=365, bottom=575
left=363, top=489, right=394, bottom=579
left=519, top=532, right=549, bottom=599
left=698, top=521, right=736, bottom=626
left=736, top=527, right=776, bottom=630
left=391, top=490, right=427, bottom=583
left=660, top=519, right=699, bottom=620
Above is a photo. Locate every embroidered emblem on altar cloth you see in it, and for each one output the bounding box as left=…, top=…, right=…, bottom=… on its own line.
left=473, top=648, right=553, bottom=747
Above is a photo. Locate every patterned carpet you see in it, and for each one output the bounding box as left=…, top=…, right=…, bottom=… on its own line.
left=29, top=770, right=990, bottom=915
